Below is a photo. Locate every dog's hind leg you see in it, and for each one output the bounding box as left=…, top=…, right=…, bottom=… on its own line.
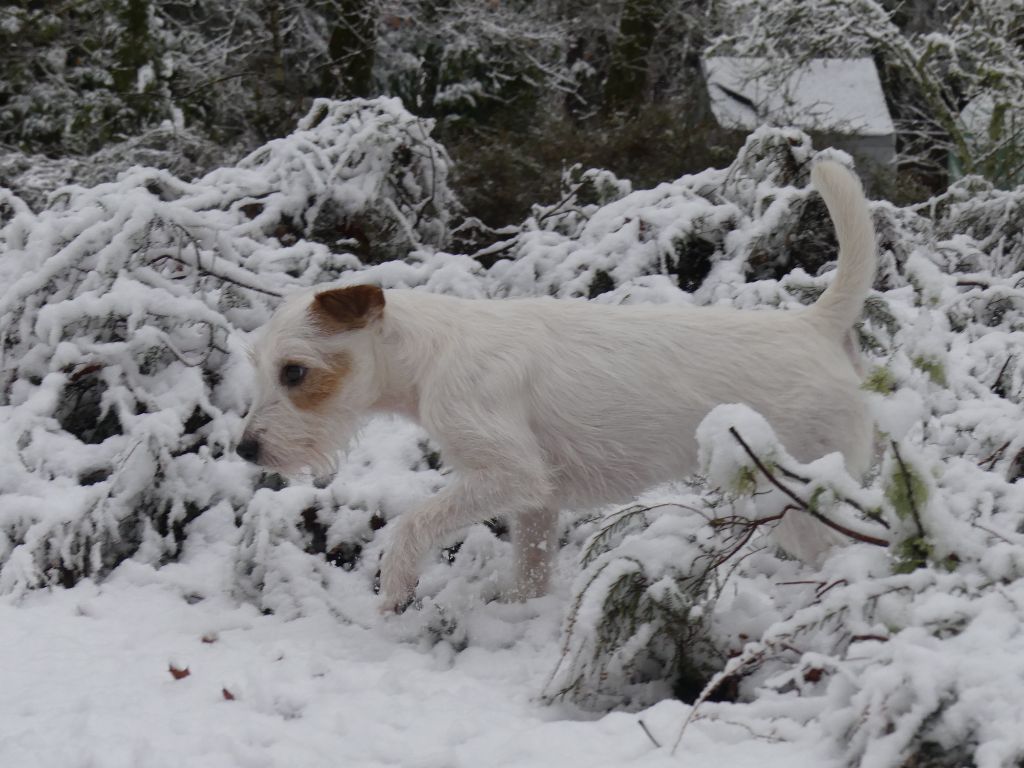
left=510, top=506, right=559, bottom=600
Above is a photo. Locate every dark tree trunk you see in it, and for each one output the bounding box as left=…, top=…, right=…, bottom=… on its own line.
left=326, top=0, right=378, bottom=98
left=604, top=0, right=664, bottom=113
left=114, top=0, right=152, bottom=93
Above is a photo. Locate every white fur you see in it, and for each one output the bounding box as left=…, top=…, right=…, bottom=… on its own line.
left=242, top=160, right=877, bottom=610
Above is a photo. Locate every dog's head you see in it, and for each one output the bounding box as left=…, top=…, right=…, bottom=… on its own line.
left=238, top=285, right=385, bottom=475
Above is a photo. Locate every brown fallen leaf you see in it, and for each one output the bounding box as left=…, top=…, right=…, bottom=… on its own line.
left=222, top=688, right=235, bottom=701
left=803, top=667, right=824, bottom=683
left=201, top=633, right=218, bottom=644
left=169, top=664, right=190, bottom=680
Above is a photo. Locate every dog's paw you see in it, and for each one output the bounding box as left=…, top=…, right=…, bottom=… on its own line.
left=378, top=593, right=417, bottom=616
left=375, top=566, right=415, bottom=614
left=378, top=583, right=417, bottom=615
left=377, top=558, right=418, bottom=614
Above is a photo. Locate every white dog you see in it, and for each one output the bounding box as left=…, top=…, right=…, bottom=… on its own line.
left=239, top=161, right=876, bottom=611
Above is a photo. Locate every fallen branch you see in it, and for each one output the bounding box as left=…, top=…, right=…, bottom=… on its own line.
left=149, top=252, right=282, bottom=298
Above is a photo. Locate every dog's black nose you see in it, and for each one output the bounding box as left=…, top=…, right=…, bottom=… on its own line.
left=237, top=436, right=261, bottom=464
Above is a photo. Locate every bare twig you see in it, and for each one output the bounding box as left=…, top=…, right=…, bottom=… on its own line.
left=970, top=520, right=1020, bottom=546
left=980, top=440, right=1012, bottom=470
left=992, top=354, right=1014, bottom=396
left=775, top=464, right=888, bottom=527
left=638, top=719, right=661, bottom=749
left=728, top=428, right=889, bottom=547
left=535, top=182, right=586, bottom=225
left=707, top=511, right=785, bottom=570
left=671, top=648, right=765, bottom=754
left=815, top=578, right=849, bottom=599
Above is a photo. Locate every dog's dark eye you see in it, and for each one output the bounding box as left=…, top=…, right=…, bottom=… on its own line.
left=280, top=364, right=307, bottom=387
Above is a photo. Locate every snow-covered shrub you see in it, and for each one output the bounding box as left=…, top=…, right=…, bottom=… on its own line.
left=477, top=127, right=879, bottom=306
left=551, top=382, right=1024, bottom=765
left=683, top=417, right=1024, bottom=767
left=545, top=404, right=889, bottom=712
left=926, top=176, right=1024, bottom=277
left=0, top=125, right=231, bottom=211
left=0, top=170, right=264, bottom=594
left=0, top=97, right=457, bottom=595
left=543, top=500, right=723, bottom=710
left=541, top=155, right=1024, bottom=765
left=223, top=98, right=459, bottom=262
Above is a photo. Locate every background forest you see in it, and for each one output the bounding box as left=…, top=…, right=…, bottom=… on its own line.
left=2, top=0, right=1022, bottom=225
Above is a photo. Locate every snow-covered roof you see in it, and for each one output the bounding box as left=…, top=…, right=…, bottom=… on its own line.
left=703, top=57, right=895, bottom=137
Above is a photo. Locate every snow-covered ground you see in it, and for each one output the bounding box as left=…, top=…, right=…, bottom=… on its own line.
left=0, top=499, right=835, bottom=768
left=3, top=99, right=1024, bottom=767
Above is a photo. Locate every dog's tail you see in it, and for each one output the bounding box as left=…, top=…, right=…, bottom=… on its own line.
left=806, top=161, right=876, bottom=339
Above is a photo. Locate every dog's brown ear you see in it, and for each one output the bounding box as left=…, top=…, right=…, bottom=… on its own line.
left=311, top=285, right=385, bottom=332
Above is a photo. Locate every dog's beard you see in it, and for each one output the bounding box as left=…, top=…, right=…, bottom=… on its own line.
left=259, top=440, right=336, bottom=477
left=253, top=403, right=360, bottom=478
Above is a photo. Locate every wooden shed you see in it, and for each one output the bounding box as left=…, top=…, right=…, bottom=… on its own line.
left=702, top=57, right=896, bottom=168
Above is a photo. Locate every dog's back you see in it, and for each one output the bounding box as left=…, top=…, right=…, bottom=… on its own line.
left=454, top=295, right=873, bottom=510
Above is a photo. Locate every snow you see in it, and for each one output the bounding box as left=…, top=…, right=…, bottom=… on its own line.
left=0, top=514, right=830, bottom=768
left=695, top=404, right=782, bottom=493
left=3, top=98, right=1024, bottom=767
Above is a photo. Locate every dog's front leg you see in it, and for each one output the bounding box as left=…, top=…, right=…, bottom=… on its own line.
left=379, top=462, right=551, bottom=612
